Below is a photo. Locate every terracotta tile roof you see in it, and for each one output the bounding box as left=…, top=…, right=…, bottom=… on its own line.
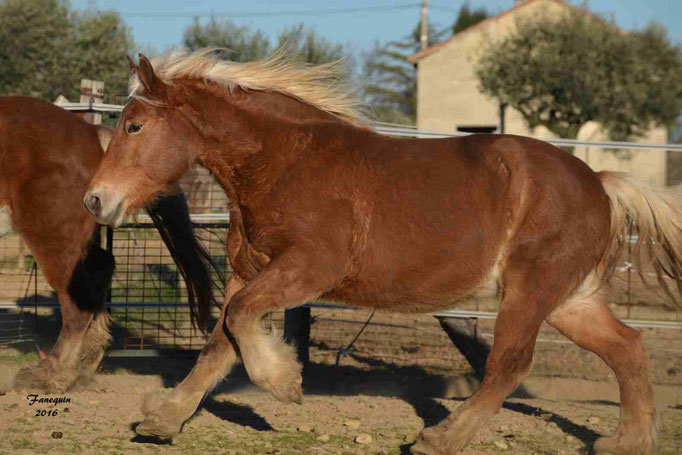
left=407, top=0, right=568, bottom=63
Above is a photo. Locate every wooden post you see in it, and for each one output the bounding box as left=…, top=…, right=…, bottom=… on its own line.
left=437, top=316, right=490, bottom=380
left=79, top=79, right=104, bottom=125
left=284, top=307, right=311, bottom=367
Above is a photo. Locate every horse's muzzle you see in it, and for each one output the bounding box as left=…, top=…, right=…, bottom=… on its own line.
left=83, top=188, right=126, bottom=226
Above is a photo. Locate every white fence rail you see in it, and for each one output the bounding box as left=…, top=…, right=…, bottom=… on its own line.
left=56, top=103, right=682, bottom=153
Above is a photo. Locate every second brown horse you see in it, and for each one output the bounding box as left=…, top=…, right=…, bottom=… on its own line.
left=0, top=96, right=215, bottom=393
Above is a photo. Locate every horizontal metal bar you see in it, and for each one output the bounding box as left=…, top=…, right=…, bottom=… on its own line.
left=106, top=349, right=198, bottom=357
left=433, top=310, right=681, bottom=330
left=106, top=349, right=165, bottom=357
left=118, top=222, right=229, bottom=229
left=0, top=338, right=36, bottom=345
left=0, top=319, right=29, bottom=324
left=49, top=99, right=682, bottom=153
left=617, top=319, right=682, bottom=329
left=0, top=301, right=58, bottom=308
left=433, top=309, right=498, bottom=319
left=373, top=126, right=682, bottom=152
left=131, top=213, right=231, bottom=223
left=2, top=301, right=679, bottom=330
left=117, top=212, right=230, bottom=228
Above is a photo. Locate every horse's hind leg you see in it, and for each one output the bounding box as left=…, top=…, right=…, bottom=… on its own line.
left=75, top=307, right=111, bottom=383
left=412, top=252, right=579, bottom=455
left=13, top=241, right=114, bottom=392
left=70, top=244, right=115, bottom=382
left=135, top=274, right=243, bottom=439
left=547, top=289, right=656, bottom=455
left=14, top=291, right=93, bottom=392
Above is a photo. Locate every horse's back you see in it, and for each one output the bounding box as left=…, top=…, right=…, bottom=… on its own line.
left=0, top=96, right=101, bottom=164
left=0, top=96, right=102, bottom=243
left=0, top=96, right=103, bottom=191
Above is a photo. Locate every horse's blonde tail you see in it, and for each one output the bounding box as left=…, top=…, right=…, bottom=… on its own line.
left=599, top=171, right=682, bottom=307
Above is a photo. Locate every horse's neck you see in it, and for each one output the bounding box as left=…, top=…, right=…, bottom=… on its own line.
left=199, top=91, right=337, bottom=211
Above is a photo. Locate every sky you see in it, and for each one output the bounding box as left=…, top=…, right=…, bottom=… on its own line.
left=71, top=0, right=682, bottom=55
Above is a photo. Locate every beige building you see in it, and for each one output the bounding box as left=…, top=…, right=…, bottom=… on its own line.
left=408, top=0, right=672, bottom=186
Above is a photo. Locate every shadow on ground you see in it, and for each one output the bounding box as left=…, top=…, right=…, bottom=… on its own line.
left=100, top=349, right=600, bottom=452
left=4, top=308, right=599, bottom=452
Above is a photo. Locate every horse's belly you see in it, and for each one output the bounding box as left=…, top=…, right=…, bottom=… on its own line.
left=323, top=256, right=502, bottom=312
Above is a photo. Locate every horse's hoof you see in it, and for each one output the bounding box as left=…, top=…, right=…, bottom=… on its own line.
left=410, top=427, right=447, bottom=455
left=269, top=374, right=303, bottom=405
left=252, top=357, right=304, bottom=404
left=138, top=389, right=185, bottom=439
left=135, top=417, right=180, bottom=440
left=13, top=362, right=73, bottom=393
left=594, top=434, right=656, bottom=455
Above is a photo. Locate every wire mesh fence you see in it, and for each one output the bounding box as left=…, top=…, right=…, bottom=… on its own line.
left=0, top=233, right=54, bottom=348
left=107, top=222, right=230, bottom=351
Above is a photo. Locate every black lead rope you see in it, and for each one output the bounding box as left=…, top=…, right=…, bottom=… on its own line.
left=335, top=309, right=376, bottom=366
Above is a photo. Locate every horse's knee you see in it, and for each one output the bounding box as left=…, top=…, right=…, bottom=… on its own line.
left=224, top=295, right=242, bottom=332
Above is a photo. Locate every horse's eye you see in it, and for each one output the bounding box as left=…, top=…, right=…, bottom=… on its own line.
left=127, top=124, right=143, bottom=134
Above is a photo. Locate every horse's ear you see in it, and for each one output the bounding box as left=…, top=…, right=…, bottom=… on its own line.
left=96, top=126, right=114, bottom=152
left=126, top=55, right=138, bottom=74
left=137, top=54, right=164, bottom=94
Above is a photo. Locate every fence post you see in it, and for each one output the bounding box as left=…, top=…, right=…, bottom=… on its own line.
left=284, top=307, right=311, bottom=367
left=79, top=79, right=104, bottom=125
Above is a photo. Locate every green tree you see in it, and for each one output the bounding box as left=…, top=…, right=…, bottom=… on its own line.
left=452, top=3, right=489, bottom=34
left=0, top=0, right=135, bottom=101
left=277, top=24, right=345, bottom=64
left=0, top=0, right=74, bottom=100
left=72, top=10, right=135, bottom=98
left=183, top=16, right=270, bottom=62
left=475, top=9, right=682, bottom=140
left=183, top=18, right=346, bottom=66
left=363, top=21, right=446, bottom=124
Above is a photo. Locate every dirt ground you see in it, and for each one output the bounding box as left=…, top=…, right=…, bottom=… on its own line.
left=0, top=349, right=680, bottom=455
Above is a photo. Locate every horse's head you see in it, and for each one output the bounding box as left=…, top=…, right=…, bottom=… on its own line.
left=84, top=55, right=198, bottom=226
left=85, top=49, right=365, bottom=226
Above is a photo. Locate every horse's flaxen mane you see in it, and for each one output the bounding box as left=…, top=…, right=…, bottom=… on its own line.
left=129, top=48, right=367, bottom=124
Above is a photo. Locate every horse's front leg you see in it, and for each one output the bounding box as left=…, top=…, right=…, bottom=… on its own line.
left=226, top=251, right=333, bottom=404
left=136, top=274, right=245, bottom=439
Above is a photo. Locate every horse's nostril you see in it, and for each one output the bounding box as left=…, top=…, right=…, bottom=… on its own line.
left=85, top=194, right=102, bottom=216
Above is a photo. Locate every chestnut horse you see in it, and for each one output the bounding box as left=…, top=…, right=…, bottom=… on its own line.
left=85, top=50, right=682, bottom=455
left=0, top=96, right=215, bottom=393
